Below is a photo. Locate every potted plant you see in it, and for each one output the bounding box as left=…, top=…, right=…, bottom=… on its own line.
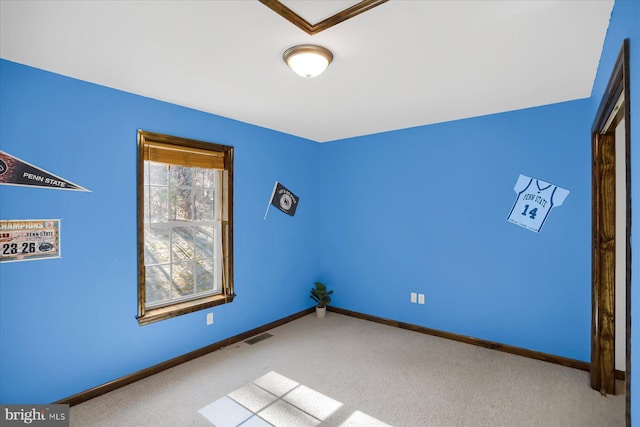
left=310, top=281, right=333, bottom=318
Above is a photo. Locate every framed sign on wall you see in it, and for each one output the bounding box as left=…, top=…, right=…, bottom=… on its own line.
left=0, top=219, right=61, bottom=262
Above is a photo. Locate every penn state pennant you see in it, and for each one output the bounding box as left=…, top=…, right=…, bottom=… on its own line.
left=0, top=150, right=89, bottom=192
left=264, top=181, right=299, bottom=219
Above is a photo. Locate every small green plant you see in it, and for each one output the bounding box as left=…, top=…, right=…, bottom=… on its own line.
left=310, top=282, right=333, bottom=308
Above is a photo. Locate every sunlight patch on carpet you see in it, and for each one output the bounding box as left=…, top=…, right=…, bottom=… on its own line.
left=198, top=371, right=390, bottom=426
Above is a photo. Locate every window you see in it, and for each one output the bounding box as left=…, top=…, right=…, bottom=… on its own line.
left=137, top=130, right=233, bottom=325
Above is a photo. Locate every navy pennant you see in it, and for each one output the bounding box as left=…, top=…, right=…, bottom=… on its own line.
left=0, top=151, right=90, bottom=192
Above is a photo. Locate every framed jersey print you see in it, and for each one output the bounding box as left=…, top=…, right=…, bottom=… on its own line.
left=507, top=174, right=569, bottom=233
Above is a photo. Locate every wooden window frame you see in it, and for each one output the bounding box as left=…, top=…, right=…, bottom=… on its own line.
left=136, top=130, right=234, bottom=326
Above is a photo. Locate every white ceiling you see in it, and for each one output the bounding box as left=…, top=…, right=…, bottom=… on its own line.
left=0, top=1, right=613, bottom=143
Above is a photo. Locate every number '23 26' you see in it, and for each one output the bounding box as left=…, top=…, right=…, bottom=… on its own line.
left=2, top=242, right=37, bottom=255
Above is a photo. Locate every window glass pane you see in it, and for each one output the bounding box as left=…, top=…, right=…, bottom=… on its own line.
left=169, top=174, right=193, bottom=221
left=194, top=168, right=216, bottom=188
left=170, top=187, right=193, bottom=221
left=195, top=226, right=215, bottom=260
left=194, top=189, right=215, bottom=221
left=145, top=264, right=172, bottom=306
left=149, top=162, right=168, bottom=185
left=193, top=169, right=204, bottom=187
left=169, top=164, right=193, bottom=187
left=171, top=227, right=194, bottom=262
left=144, top=184, right=149, bottom=223
left=172, top=261, right=194, bottom=297
left=144, top=225, right=171, bottom=264
left=196, top=258, right=215, bottom=293
left=170, top=165, right=194, bottom=221
left=149, top=187, right=168, bottom=222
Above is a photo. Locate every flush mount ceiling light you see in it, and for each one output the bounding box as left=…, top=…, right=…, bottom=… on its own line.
left=283, top=45, right=333, bottom=78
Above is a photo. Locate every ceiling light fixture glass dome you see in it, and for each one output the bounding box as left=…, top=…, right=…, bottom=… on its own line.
left=283, top=44, right=333, bottom=78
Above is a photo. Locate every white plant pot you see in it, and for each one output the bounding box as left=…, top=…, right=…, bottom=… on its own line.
left=316, top=306, right=326, bottom=318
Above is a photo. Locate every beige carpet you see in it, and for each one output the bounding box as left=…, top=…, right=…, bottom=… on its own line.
left=70, top=313, right=625, bottom=426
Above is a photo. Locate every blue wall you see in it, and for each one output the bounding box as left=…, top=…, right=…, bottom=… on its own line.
left=318, top=100, right=592, bottom=361
left=590, top=0, right=640, bottom=420
left=0, top=60, right=321, bottom=403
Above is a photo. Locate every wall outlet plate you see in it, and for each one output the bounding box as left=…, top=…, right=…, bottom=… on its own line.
left=410, top=292, right=417, bottom=303
left=207, top=312, right=214, bottom=325
left=418, top=294, right=425, bottom=304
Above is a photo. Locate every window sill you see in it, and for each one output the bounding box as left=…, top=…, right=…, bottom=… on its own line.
left=137, top=293, right=235, bottom=326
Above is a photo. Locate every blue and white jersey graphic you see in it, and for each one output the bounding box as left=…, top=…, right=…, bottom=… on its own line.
left=507, top=174, right=569, bottom=232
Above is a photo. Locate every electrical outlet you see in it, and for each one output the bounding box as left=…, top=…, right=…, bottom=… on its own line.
left=207, top=312, right=214, bottom=325
left=410, top=292, right=417, bottom=303
left=418, top=294, right=425, bottom=305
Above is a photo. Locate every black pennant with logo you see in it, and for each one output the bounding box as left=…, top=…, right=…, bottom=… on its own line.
left=0, top=150, right=90, bottom=191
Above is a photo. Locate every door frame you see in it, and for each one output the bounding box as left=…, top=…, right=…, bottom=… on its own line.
left=590, top=38, right=631, bottom=420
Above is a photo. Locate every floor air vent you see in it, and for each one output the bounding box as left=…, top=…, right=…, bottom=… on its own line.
left=244, top=333, right=273, bottom=345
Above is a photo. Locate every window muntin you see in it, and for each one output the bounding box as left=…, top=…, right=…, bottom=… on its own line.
left=137, top=130, right=233, bottom=325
